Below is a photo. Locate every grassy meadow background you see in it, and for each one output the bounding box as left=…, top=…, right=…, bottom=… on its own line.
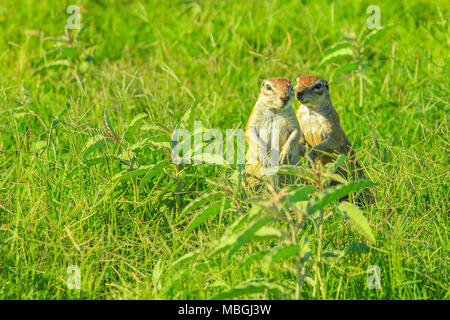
left=0, top=0, right=448, bottom=299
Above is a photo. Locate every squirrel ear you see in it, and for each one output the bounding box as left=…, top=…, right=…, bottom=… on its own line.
left=260, top=80, right=265, bottom=88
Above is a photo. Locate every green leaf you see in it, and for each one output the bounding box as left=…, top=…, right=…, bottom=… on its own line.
left=320, top=47, right=354, bottom=65
left=112, top=165, right=155, bottom=181
left=33, top=60, right=70, bottom=74
left=227, top=215, right=275, bottom=258
left=332, top=63, right=359, bottom=80
left=178, top=192, right=223, bottom=221
left=331, top=154, right=349, bottom=173
left=263, top=244, right=300, bottom=272
left=248, top=205, right=264, bottom=221
left=149, top=134, right=172, bottom=149
left=338, top=201, right=376, bottom=243
left=240, top=250, right=269, bottom=269
left=83, top=155, right=106, bottom=167
left=185, top=200, right=231, bottom=235
left=125, top=113, right=148, bottom=140
left=31, top=140, right=47, bottom=153
left=140, top=160, right=169, bottom=187
left=362, top=26, right=391, bottom=49
left=322, top=42, right=352, bottom=58
left=299, top=236, right=312, bottom=264
left=178, top=103, right=196, bottom=130
left=104, top=109, right=117, bottom=138
left=253, top=227, right=282, bottom=241
left=307, top=180, right=375, bottom=215
left=171, top=251, right=200, bottom=268
left=322, top=249, right=345, bottom=266
left=42, top=47, right=77, bottom=61
left=83, top=135, right=107, bottom=159
left=213, top=281, right=284, bottom=300
left=289, top=185, right=316, bottom=203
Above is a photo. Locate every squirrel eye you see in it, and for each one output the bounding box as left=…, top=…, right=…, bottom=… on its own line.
left=314, top=83, right=322, bottom=89
left=266, top=84, right=272, bottom=90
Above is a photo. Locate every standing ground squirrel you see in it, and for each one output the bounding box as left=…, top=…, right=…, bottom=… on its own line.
left=244, top=78, right=306, bottom=181
left=294, top=75, right=367, bottom=182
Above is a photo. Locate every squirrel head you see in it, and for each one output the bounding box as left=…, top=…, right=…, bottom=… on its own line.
left=258, top=78, right=294, bottom=109
left=295, top=76, right=330, bottom=109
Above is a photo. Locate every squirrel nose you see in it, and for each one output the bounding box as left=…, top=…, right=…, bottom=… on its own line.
left=282, top=96, right=289, bottom=104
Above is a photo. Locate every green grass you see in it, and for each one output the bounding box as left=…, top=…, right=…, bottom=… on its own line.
left=0, top=0, right=448, bottom=299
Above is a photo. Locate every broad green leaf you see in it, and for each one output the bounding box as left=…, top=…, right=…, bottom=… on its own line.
left=338, top=201, right=376, bottom=243
left=129, top=138, right=151, bottom=151
left=179, top=192, right=223, bottom=221
left=289, top=185, right=316, bottom=203
left=171, top=251, right=200, bottom=268
left=253, top=227, right=282, bottom=241
left=42, top=47, right=77, bottom=62
left=332, top=63, right=359, bottom=80
left=320, top=47, right=354, bottom=65
left=178, top=103, right=195, bottom=130
left=83, top=155, right=106, bottom=167
left=113, top=165, right=155, bottom=181
left=83, top=135, right=107, bottom=159
left=33, top=60, right=70, bottom=74
left=212, top=281, right=284, bottom=300
left=140, top=160, right=169, bottom=187
left=31, top=140, right=47, bottom=153
left=223, top=213, right=249, bottom=239
left=248, top=205, right=263, bottom=220
left=331, top=154, right=349, bottom=173
left=263, top=244, right=300, bottom=272
left=307, top=180, right=375, bottom=215
left=185, top=200, right=231, bottom=235
left=151, top=134, right=171, bottom=143
left=125, top=113, right=148, bottom=140
left=141, top=123, right=169, bottom=134
left=322, top=42, right=352, bottom=57
left=227, top=215, right=275, bottom=258
left=240, top=250, right=269, bottom=269
left=362, top=26, right=391, bottom=49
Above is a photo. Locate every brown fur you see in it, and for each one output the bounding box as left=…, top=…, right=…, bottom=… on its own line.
left=244, top=78, right=306, bottom=181
left=295, top=75, right=373, bottom=203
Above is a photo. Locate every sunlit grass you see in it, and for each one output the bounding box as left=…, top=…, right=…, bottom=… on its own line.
left=0, top=0, right=448, bottom=299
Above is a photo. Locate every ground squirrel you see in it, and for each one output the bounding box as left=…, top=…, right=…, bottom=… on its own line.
left=244, top=78, right=306, bottom=182
left=294, top=75, right=367, bottom=182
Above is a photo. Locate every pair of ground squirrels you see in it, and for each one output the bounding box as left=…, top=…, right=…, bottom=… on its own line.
left=244, top=76, right=367, bottom=185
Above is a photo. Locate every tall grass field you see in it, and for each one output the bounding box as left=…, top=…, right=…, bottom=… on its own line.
left=0, top=0, right=448, bottom=299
